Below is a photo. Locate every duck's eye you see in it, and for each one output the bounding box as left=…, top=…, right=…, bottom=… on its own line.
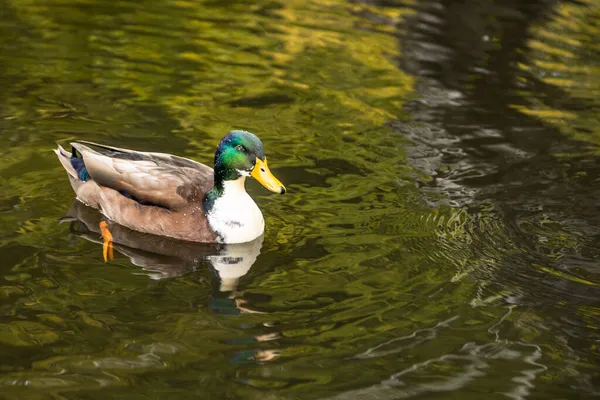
left=236, top=145, right=245, bottom=152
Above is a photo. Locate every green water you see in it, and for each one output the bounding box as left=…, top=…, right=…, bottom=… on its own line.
left=1, top=0, right=599, bottom=398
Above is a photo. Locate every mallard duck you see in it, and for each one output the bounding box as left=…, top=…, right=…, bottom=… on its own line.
left=54, top=130, right=285, bottom=244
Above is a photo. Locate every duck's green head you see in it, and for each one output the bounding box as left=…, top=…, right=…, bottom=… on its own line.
left=213, top=130, right=285, bottom=194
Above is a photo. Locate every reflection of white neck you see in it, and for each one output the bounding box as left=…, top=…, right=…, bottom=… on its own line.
left=209, top=235, right=264, bottom=292
left=207, top=177, right=265, bottom=244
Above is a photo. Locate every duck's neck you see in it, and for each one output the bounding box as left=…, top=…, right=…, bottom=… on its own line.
left=203, top=175, right=265, bottom=244
left=203, top=167, right=242, bottom=213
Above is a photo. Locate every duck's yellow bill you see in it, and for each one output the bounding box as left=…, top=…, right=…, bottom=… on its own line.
left=251, top=158, right=286, bottom=194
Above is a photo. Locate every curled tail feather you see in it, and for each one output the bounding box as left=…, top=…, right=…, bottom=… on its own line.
left=54, top=145, right=78, bottom=179
left=55, top=144, right=91, bottom=180
left=55, top=144, right=92, bottom=193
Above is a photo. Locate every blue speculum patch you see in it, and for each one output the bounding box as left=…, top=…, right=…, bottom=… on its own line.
left=69, top=149, right=90, bottom=181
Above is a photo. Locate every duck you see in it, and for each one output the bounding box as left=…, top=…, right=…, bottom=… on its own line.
left=54, top=130, right=286, bottom=244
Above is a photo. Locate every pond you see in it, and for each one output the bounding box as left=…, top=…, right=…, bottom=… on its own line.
left=1, top=0, right=599, bottom=398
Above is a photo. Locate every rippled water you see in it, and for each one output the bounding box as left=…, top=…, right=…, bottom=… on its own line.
left=1, top=0, right=599, bottom=398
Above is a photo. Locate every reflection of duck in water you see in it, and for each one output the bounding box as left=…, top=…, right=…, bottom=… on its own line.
left=54, top=130, right=285, bottom=244
left=63, top=200, right=264, bottom=315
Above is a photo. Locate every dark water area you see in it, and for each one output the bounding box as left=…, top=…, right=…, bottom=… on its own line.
left=1, top=0, right=599, bottom=398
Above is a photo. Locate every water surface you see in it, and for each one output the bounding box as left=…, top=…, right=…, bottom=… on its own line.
left=1, top=0, right=599, bottom=398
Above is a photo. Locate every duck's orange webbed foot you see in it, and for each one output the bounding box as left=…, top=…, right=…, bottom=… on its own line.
left=99, top=221, right=114, bottom=262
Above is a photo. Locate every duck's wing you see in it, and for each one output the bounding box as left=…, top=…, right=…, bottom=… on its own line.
left=72, top=141, right=214, bottom=210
